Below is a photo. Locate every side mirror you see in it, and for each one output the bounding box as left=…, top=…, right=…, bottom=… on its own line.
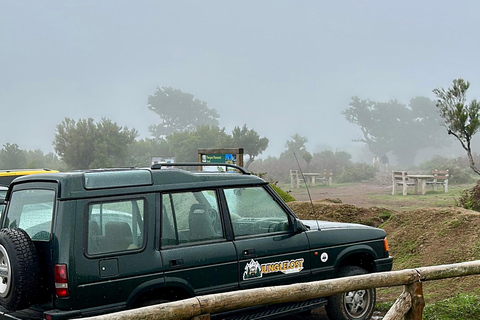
left=294, top=219, right=304, bottom=233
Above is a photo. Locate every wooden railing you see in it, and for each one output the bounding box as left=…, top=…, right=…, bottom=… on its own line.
left=82, top=260, right=480, bottom=320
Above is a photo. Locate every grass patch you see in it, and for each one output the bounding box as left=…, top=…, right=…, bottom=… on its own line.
left=368, top=184, right=472, bottom=212
left=375, top=301, right=394, bottom=313
left=423, top=294, right=480, bottom=320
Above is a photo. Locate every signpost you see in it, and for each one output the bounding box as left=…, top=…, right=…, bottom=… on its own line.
left=198, top=148, right=244, bottom=172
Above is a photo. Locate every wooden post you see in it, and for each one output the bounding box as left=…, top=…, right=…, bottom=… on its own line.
left=404, top=282, right=425, bottom=320
left=382, top=291, right=411, bottom=320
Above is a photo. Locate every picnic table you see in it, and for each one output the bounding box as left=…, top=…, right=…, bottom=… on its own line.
left=392, top=170, right=449, bottom=195
left=407, top=174, right=435, bottom=195
left=290, top=170, right=332, bottom=188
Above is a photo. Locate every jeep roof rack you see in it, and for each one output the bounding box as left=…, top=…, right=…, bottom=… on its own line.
left=150, top=162, right=250, bottom=175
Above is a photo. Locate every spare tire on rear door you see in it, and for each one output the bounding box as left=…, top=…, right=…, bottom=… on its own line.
left=0, top=228, right=39, bottom=312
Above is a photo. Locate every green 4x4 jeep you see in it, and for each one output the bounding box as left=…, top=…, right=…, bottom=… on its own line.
left=0, top=164, right=392, bottom=320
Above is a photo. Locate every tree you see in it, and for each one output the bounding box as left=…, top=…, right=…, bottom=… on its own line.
left=343, top=96, right=445, bottom=165
left=277, top=134, right=309, bottom=174
left=127, top=138, right=170, bottom=167
left=433, top=79, right=480, bottom=175
left=284, top=134, right=308, bottom=155
left=148, top=87, right=220, bottom=138
left=165, top=125, right=232, bottom=162
left=54, top=118, right=137, bottom=169
left=90, top=119, right=138, bottom=168
left=231, top=125, right=269, bottom=168
left=0, top=143, right=26, bottom=169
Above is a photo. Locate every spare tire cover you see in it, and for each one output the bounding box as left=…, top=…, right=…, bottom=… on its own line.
left=0, top=228, right=39, bottom=311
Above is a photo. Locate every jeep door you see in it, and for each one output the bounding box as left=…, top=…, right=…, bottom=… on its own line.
left=160, top=190, right=238, bottom=295
left=223, top=186, right=311, bottom=289
left=73, top=195, right=160, bottom=310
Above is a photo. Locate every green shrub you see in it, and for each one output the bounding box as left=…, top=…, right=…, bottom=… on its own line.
left=456, top=180, right=480, bottom=211
left=336, top=163, right=376, bottom=183
left=270, top=183, right=296, bottom=202
left=419, top=155, right=477, bottom=184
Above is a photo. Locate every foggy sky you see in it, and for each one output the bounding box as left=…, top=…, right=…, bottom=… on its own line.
left=2, top=1, right=480, bottom=160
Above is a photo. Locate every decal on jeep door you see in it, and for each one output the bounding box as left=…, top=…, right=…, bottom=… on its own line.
left=242, top=258, right=304, bottom=280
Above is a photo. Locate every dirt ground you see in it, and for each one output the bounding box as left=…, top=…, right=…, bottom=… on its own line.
left=287, top=173, right=393, bottom=209
left=277, top=179, right=394, bottom=320
left=280, top=176, right=480, bottom=319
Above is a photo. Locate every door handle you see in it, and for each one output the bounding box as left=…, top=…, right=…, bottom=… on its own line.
left=243, top=249, right=256, bottom=258
left=169, top=259, right=184, bottom=268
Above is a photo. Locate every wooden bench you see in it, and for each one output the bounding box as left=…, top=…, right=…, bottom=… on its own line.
left=290, top=170, right=305, bottom=189
left=427, top=169, right=449, bottom=192
left=318, top=169, right=333, bottom=186
left=290, top=170, right=333, bottom=188
left=392, top=171, right=416, bottom=196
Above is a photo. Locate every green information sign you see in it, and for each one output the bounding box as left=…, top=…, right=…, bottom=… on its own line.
left=201, top=153, right=237, bottom=172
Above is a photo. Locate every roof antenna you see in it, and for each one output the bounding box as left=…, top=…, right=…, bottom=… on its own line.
left=294, top=153, right=321, bottom=230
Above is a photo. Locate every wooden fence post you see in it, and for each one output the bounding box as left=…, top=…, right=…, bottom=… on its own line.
left=404, top=282, right=425, bottom=320
left=382, top=291, right=411, bottom=320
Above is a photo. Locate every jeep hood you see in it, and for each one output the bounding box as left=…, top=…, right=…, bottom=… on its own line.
left=300, top=219, right=376, bottom=231
left=300, top=219, right=386, bottom=244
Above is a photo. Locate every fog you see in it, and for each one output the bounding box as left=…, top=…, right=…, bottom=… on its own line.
left=2, top=1, right=480, bottom=164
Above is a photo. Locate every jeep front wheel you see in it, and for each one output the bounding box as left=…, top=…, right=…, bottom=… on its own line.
left=326, top=266, right=375, bottom=320
left=0, top=228, right=39, bottom=312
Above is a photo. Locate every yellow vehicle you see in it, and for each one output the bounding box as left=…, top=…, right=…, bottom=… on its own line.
left=0, top=169, right=59, bottom=187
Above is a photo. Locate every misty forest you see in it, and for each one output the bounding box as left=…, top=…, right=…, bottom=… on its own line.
left=2, top=79, right=480, bottom=187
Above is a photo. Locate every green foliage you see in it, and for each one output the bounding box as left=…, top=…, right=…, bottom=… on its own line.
left=456, top=180, right=480, bottom=211
left=302, top=152, right=312, bottom=165
left=434, top=79, right=480, bottom=145
left=0, top=143, right=27, bottom=169
left=165, top=125, right=232, bottom=162
left=280, top=134, right=308, bottom=163
left=423, top=294, right=480, bottom=320
left=148, top=87, right=220, bottom=138
left=419, top=155, right=476, bottom=184
left=127, top=138, right=171, bottom=167
left=54, top=118, right=137, bottom=169
left=343, top=96, right=444, bottom=165
left=251, top=143, right=377, bottom=185
left=270, top=183, right=296, bottom=202
left=231, top=124, right=269, bottom=168
left=433, top=79, right=480, bottom=175
left=311, top=150, right=352, bottom=177
left=336, top=163, right=377, bottom=183
left=0, top=144, right=65, bottom=171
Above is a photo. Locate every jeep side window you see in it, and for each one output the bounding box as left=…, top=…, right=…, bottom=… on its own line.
left=5, top=189, right=55, bottom=241
left=161, top=190, right=223, bottom=246
left=224, top=187, right=290, bottom=237
left=87, top=199, right=145, bottom=255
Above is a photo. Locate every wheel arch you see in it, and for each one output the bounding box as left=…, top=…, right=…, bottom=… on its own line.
left=127, top=278, right=193, bottom=308
left=334, top=245, right=378, bottom=273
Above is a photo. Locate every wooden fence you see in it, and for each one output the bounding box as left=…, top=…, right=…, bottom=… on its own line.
left=82, top=260, right=480, bottom=320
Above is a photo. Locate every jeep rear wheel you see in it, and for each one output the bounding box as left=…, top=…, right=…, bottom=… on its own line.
left=326, top=266, right=375, bottom=320
left=0, top=228, right=39, bottom=312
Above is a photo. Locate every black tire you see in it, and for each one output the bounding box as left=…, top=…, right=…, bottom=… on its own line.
left=0, top=228, right=39, bottom=312
left=326, top=266, right=375, bottom=320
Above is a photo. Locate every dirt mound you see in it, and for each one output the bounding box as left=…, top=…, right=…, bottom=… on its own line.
left=288, top=199, right=480, bottom=301
left=382, top=207, right=480, bottom=268
left=287, top=199, right=392, bottom=227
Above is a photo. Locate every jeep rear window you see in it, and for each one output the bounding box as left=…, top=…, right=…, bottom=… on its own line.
left=5, top=189, right=55, bottom=241
left=161, top=190, right=224, bottom=246
left=224, top=187, right=290, bottom=237
left=87, top=199, right=145, bottom=255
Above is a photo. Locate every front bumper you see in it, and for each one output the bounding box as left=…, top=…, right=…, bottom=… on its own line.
left=374, top=256, right=394, bottom=272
